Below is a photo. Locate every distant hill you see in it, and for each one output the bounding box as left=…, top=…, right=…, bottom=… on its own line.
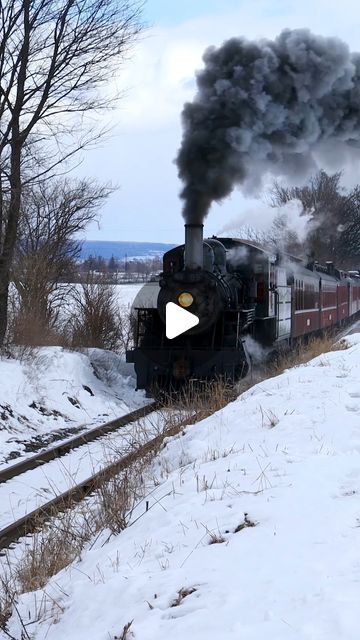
left=80, top=240, right=176, bottom=260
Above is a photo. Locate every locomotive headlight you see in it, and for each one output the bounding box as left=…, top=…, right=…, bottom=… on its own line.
left=178, top=292, right=194, bottom=308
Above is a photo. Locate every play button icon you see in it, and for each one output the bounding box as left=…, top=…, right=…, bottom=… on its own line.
left=166, top=302, right=199, bottom=339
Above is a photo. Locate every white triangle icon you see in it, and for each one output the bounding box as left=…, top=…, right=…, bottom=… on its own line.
left=166, top=302, right=199, bottom=339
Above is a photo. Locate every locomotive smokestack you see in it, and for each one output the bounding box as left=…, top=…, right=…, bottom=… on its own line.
left=184, top=223, right=203, bottom=270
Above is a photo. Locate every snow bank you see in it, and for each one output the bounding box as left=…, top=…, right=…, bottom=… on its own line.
left=4, top=335, right=360, bottom=639
left=0, top=347, right=146, bottom=466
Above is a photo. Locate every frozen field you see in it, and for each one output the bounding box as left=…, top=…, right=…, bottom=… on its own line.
left=113, top=283, right=144, bottom=308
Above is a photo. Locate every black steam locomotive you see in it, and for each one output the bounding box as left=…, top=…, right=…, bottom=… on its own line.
left=126, top=224, right=360, bottom=391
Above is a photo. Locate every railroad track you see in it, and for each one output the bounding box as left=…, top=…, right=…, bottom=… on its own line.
left=2, top=319, right=357, bottom=492
left=5, top=320, right=357, bottom=552
left=0, top=400, right=197, bottom=551
left=0, top=419, right=177, bottom=550
left=0, top=401, right=159, bottom=484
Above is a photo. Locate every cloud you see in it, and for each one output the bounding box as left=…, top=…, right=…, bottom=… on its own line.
left=81, top=0, right=360, bottom=242
left=112, top=32, right=204, bottom=131
left=114, top=0, right=360, bottom=131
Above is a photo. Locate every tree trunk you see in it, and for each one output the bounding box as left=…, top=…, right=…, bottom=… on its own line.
left=0, top=142, right=22, bottom=347
left=0, top=264, right=10, bottom=347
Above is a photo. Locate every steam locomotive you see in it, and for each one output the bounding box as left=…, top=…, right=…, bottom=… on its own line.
left=126, top=223, right=360, bottom=391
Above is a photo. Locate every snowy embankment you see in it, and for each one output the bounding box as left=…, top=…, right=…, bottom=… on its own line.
left=0, top=282, right=146, bottom=466
left=4, top=334, right=360, bottom=639
left=0, top=347, right=146, bottom=466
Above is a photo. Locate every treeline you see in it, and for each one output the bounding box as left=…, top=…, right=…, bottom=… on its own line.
left=269, top=171, right=360, bottom=268
left=77, top=255, right=163, bottom=282
left=236, top=170, right=360, bottom=269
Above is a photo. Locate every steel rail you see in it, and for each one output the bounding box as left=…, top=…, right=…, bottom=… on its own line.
left=0, top=414, right=184, bottom=550
left=0, top=402, right=159, bottom=484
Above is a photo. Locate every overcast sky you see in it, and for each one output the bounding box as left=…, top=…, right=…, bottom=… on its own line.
left=81, top=0, right=360, bottom=244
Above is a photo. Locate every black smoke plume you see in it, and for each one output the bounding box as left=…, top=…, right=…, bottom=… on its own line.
left=177, top=29, right=360, bottom=224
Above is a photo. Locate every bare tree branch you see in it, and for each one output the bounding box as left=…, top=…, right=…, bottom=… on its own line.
left=0, top=0, right=144, bottom=345
left=268, top=170, right=360, bottom=267
left=12, top=176, right=114, bottom=343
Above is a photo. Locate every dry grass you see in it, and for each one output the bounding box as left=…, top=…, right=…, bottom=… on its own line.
left=6, top=277, right=135, bottom=354
left=260, top=407, right=279, bottom=428
left=0, top=396, right=208, bottom=631
left=19, top=468, right=143, bottom=591
left=0, top=468, right=143, bottom=634
left=228, top=332, right=349, bottom=398
left=163, top=379, right=236, bottom=422
left=10, top=311, right=67, bottom=348
left=234, top=513, right=257, bottom=533
left=114, top=620, right=133, bottom=640
left=0, top=574, right=17, bottom=633
left=170, top=586, right=197, bottom=607
left=208, top=531, right=226, bottom=545
left=0, top=381, right=233, bottom=632
left=93, top=468, right=144, bottom=535
left=15, top=517, right=87, bottom=594
left=268, top=333, right=349, bottom=378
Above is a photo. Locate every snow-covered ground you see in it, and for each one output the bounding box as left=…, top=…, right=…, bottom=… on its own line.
left=113, top=283, right=144, bottom=308
left=0, top=283, right=147, bottom=466
left=0, top=401, right=160, bottom=531
left=0, top=347, right=147, bottom=466
left=4, top=333, right=360, bottom=639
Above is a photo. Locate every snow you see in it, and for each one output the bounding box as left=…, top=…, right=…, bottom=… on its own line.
left=0, top=283, right=146, bottom=466
left=114, top=283, right=144, bottom=308
left=3, top=334, right=360, bottom=639
left=0, top=406, right=161, bottom=531
left=0, top=347, right=147, bottom=466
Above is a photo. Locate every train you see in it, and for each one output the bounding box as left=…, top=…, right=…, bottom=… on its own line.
left=126, top=223, right=360, bottom=391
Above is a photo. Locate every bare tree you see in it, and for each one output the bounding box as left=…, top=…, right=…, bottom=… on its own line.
left=70, top=277, right=121, bottom=350
left=269, top=171, right=360, bottom=267
left=223, top=223, right=268, bottom=245
left=221, top=220, right=304, bottom=257
left=0, top=0, right=143, bottom=346
left=269, top=171, right=344, bottom=213
left=340, top=186, right=360, bottom=266
left=266, top=213, right=303, bottom=256
left=11, top=177, right=112, bottom=343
